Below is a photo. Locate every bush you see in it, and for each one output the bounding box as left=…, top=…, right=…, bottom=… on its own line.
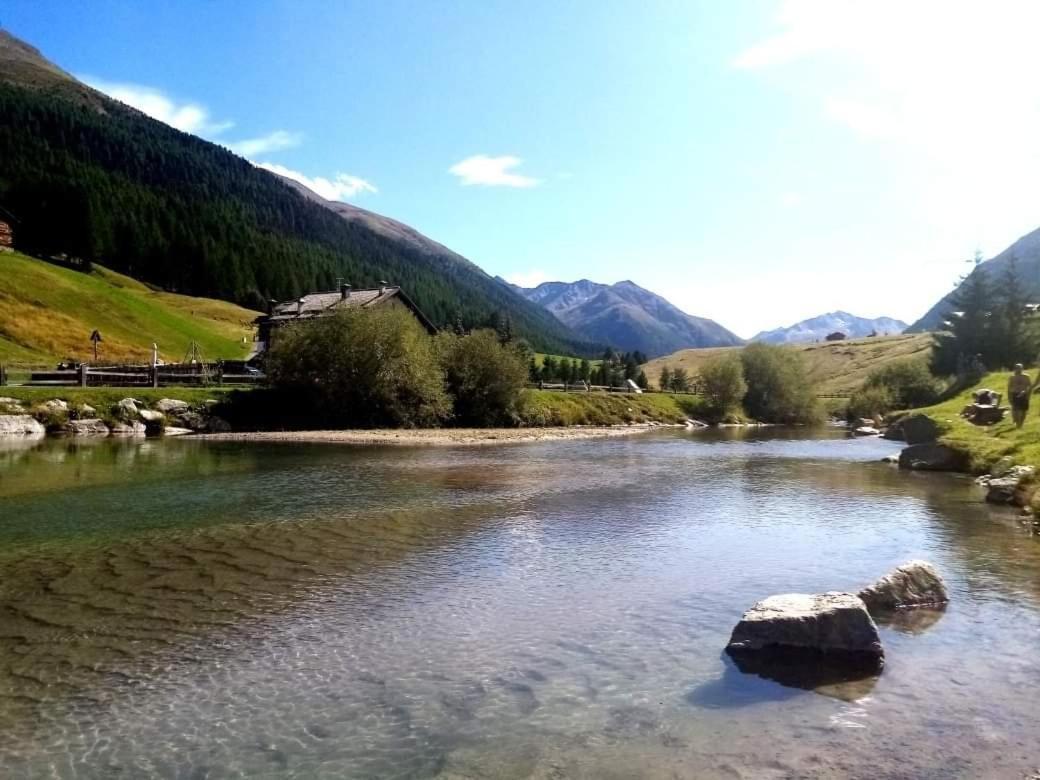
left=739, top=343, right=822, bottom=424
left=698, top=354, right=747, bottom=420
left=862, top=359, right=942, bottom=409
left=266, top=307, right=450, bottom=428
left=438, top=329, right=528, bottom=426
left=846, top=385, right=895, bottom=423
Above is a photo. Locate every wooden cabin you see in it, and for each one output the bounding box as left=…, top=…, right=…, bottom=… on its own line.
left=0, top=219, right=13, bottom=252
left=253, top=283, right=437, bottom=354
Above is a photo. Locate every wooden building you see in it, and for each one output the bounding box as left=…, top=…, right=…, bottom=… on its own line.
left=0, top=219, right=13, bottom=252
left=253, top=283, right=437, bottom=354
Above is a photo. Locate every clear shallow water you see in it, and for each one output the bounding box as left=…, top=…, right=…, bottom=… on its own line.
left=1, top=430, right=1039, bottom=779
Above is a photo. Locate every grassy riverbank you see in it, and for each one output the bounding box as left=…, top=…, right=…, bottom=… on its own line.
left=913, top=370, right=1040, bottom=472
left=518, top=389, right=706, bottom=426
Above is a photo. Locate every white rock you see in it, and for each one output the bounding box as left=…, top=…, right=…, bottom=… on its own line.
left=138, top=408, right=164, bottom=423
left=155, top=398, right=190, bottom=413
left=41, top=398, right=69, bottom=413
left=858, top=560, right=948, bottom=610
left=0, top=414, right=46, bottom=438
left=109, top=421, right=147, bottom=436
left=64, top=418, right=110, bottom=436
left=163, top=426, right=194, bottom=436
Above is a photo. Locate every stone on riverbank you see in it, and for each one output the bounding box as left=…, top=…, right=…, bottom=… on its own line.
left=0, top=414, right=46, bottom=438
left=858, top=561, right=948, bottom=611
left=63, top=418, right=110, bottom=437
left=898, top=443, right=967, bottom=471
left=726, top=592, right=883, bottom=668
left=109, top=420, right=147, bottom=436
left=884, top=413, right=940, bottom=444
left=114, top=398, right=139, bottom=421
left=155, top=398, right=190, bottom=413
left=981, top=465, right=1035, bottom=504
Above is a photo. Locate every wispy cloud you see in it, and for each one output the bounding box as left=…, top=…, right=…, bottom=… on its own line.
left=449, top=155, right=540, bottom=188
left=227, top=130, right=303, bottom=157
left=504, top=269, right=550, bottom=288
left=82, top=77, right=234, bottom=135
left=255, top=162, right=377, bottom=201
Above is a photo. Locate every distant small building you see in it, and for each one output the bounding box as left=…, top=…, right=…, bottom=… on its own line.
left=825, top=331, right=847, bottom=341
left=253, top=283, right=437, bottom=354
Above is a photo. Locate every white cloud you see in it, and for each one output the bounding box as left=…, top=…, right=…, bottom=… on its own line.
left=505, top=269, right=550, bottom=288
left=227, top=130, right=302, bottom=157
left=255, top=161, right=377, bottom=201
left=82, top=77, right=234, bottom=135
left=734, top=0, right=1040, bottom=259
left=779, top=191, right=802, bottom=208
left=449, top=155, right=541, bottom=188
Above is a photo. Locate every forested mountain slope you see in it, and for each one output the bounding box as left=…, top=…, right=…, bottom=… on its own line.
left=0, top=30, right=591, bottom=354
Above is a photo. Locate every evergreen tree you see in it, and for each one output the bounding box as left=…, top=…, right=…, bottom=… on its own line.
left=931, top=265, right=994, bottom=375
left=670, top=367, right=690, bottom=393
left=579, top=358, right=592, bottom=383
left=636, top=370, right=649, bottom=389
left=659, top=366, right=672, bottom=392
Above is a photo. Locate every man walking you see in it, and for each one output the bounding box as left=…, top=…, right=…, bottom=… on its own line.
left=1007, top=364, right=1033, bottom=429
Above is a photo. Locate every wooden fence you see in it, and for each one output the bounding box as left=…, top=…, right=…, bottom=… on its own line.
left=0, top=361, right=264, bottom=388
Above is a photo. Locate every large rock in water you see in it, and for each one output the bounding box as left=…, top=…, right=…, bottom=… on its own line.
left=883, top=413, right=940, bottom=444
left=726, top=592, right=883, bottom=667
left=858, top=561, right=948, bottom=611
left=898, top=443, right=967, bottom=471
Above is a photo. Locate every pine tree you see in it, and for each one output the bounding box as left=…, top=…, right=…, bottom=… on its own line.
left=931, top=264, right=994, bottom=375
left=659, top=366, right=672, bottom=392
left=670, top=367, right=691, bottom=393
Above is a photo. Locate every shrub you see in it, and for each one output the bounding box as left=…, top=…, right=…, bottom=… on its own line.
left=698, top=354, right=747, bottom=420
left=862, top=359, right=942, bottom=409
left=739, top=343, right=822, bottom=424
left=438, top=329, right=528, bottom=426
left=846, top=385, right=895, bottom=423
left=266, top=307, right=450, bottom=428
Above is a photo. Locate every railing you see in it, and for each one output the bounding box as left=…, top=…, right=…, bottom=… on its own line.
left=0, top=362, right=264, bottom=388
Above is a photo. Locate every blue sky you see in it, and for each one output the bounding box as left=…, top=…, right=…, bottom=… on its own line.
left=6, top=1, right=1040, bottom=337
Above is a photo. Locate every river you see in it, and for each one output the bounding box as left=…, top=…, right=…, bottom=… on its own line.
left=0, top=430, right=1038, bottom=778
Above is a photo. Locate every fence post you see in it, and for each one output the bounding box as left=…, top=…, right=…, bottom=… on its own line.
left=80, top=363, right=88, bottom=387
left=152, top=365, right=159, bottom=388
left=0, top=363, right=6, bottom=387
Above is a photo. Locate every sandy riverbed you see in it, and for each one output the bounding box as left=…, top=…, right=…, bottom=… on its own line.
left=196, top=424, right=677, bottom=447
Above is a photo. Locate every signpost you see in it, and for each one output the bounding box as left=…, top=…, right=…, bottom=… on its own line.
left=89, top=329, right=102, bottom=361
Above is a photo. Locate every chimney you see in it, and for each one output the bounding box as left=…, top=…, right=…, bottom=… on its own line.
left=340, top=283, right=352, bottom=300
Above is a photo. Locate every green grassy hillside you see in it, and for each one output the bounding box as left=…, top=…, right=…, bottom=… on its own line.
left=0, top=251, right=258, bottom=365
left=644, top=333, right=933, bottom=395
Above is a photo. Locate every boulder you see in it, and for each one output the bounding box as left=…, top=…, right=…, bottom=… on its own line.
left=985, top=465, right=1035, bottom=504
left=114, top=398, right=139, bottom=421
left=41, top=398, right=68, bottom=413
left=851, top=426, right=880, bottom=437
left=898, top=414, right=941, bottom=445
left=0, top=396, right=23, bottom=412
left=0, top=414, right=46, bottom=438
left=898, top=443, right=967, bottom=471
left=726, top=592, right=883, bottom=667
left=77, top=404, right=97, bottom=417
left=858, top=561, right=948, bottom=611
left=155, top=398, right=190, bottom=414
left=63, top=418, right=110, bottom=437
left=109, top=420, right=147, bottom=436
left=138, top=408, right=164, bottom=424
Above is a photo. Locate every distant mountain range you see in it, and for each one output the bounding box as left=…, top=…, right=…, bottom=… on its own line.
left=908, top=225, right=1040, bottom=332
left=752, top=312, right=908, bottom=344
left=504, top=278, right=743, bottom=357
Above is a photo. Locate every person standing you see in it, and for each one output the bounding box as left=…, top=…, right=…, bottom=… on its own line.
left=1007, top=364, right=1033, bottom=428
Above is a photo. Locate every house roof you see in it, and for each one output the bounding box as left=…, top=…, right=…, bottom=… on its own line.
left=258, top=286, right=438, bottom=334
